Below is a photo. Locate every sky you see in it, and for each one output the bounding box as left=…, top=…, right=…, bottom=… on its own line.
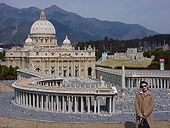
left=1, top=0, right=170, bottom=34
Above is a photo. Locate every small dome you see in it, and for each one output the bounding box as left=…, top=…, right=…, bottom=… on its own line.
left=25, top=35, right=32, bottom=45
left=63, top=36, right=71, bottom=45
left=30, top=11, right=56, bottom=35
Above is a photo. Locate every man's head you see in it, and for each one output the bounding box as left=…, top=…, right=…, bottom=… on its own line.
left=140, top=81, right=149, bottom=92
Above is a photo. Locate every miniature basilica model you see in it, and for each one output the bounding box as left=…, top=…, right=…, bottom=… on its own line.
left=6, top=11, right=116, bottom=115
left=5, top=11, right=96, bottom=78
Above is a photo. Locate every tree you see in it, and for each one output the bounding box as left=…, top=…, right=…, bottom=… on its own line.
left=8, top=65, right=14, bottom=75
left=1, top=65, right=9, bottom=77
left=13, top=66, right=19, bottom=76
left=0, top=51, right=5, bottom=61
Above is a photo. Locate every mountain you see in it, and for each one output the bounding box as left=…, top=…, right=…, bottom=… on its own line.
left=0, top=3, right=158, bottom=45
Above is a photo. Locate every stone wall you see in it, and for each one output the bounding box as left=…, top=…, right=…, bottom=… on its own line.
left=0, top=116, right=170, bottom=128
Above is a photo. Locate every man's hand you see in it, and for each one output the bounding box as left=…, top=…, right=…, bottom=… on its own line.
left=140, top=115, right=144, bottom=118
left=140, top=115, right=146, bottom=119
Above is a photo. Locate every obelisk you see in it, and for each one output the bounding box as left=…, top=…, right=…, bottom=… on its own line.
left=121, top=65, right=126, bottom=98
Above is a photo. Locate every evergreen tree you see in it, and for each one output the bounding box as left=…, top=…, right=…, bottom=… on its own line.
left=13, top=66, right=19, bottom=76
left=8, top=65, right=14, bottom=75
left=0, top=51, right=5, bottom=61
left=1, top=65, right=9, bottom=77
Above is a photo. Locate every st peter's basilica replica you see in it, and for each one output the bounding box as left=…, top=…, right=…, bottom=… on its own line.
left=5, top=11, right=96, bottom=79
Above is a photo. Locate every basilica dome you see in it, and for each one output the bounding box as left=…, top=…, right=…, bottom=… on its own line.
left=63, top=36, right=71, bottom=45
left=25, top=35, right=32, bottom=45
left=30, top=11, right=56, bottom=35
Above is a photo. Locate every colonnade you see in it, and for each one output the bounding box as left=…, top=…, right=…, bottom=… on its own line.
left=14, top=89, right=115, bottom=114
left=126, top=77, right=170, bottom=89
left=17, top=72, right=35, bottom=80
left=34, top=80, right=100, bottom=88
left=35, top=80, right=63, bottom=87
left=96, top=68, right=170, bottom=89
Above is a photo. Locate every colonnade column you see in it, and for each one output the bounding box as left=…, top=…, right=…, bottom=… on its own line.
left=15, top=90, right=18, bottom=104
left=46, top=95, right=49, bottom=110
left=149, top=78, right=152, bottom=88
left=56, top=95, right=59, bottom=111
left=54, top=96, right=56, bottom=110
left=164, top=79, right=166, bottom=89
left=23, top=92, right=26, bottom=106
left=81, top=96, right=84, bottom=113
left=36, top=94, right=39, bottom=109
left=112, top=96, right=115, bottom=113
left=97, top=97, right=100, bottom=114
left=156, top=78, right=159, bottom=88
left=51, top=95, right=54, bottom=111
left=74, top=96, right=78, bottom=113
left=87, top=97, right=90, bottom=113
left=62, top=96, right=65, bottom=112
left=94, top=97, right=97, bottom=113
left=20, top=92, right=23, bottom=105
left=19, top=91, right=21, bottom=105
left=153, top=78, right=156, bottom=88
left=41, top=95, right=43, bottom=109
left=29, top=93, right=31, bottom=107
left=33, top=94, right=35, bottom=108
left=109, top=97, right=112, bottom=113
left=160, top=79, right=163, bottom=88
left=26, top=93, right=28, bottom=107
left=21, top=92, right=23, bottom=105
left=68, top=96, right=71, bottom=112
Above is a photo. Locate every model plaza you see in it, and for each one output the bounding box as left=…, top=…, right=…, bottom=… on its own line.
left=5, top=11, right=116, bottom=115
left=12, top=69, right=116, bottom=114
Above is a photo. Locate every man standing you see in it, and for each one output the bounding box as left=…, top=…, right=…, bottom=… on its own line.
left=135, top=81, right=155, bottom=128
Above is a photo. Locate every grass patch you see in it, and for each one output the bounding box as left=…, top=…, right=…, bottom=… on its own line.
left=96, top=58, right=152, bottom=68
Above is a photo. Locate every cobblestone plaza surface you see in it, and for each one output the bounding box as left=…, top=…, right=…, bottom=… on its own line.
left=0, top=81, right=169, bottom=123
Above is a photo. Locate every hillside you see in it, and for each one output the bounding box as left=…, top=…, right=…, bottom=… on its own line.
left=0, top=3, right=157, bottom=45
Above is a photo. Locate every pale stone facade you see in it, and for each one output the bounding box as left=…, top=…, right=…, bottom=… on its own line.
left=97, top=48, right=154, bottom=63
left=5, top=11, right=96, bottom=78
left=108, top=48, right=149, bottom=60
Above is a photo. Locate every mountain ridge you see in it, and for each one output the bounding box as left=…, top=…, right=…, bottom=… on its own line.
left=0, top=3, right=158, bottom=45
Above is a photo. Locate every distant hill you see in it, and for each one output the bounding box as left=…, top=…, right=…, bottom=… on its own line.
left=0, top=3, right=158, bottom=45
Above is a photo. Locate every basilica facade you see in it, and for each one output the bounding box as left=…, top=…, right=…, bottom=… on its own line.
left=5, top=11, right=96, bottom=78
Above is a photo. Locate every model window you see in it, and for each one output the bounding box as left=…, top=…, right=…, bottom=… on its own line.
left=88, top=67, right=92, bottom=76
left=64, top=70, right=66, bottom=77
left=51, top=70, right=55, bottom=74
left=75, top=70, right=78, bottom=77
left=69, top=73, right=71, bottom=76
